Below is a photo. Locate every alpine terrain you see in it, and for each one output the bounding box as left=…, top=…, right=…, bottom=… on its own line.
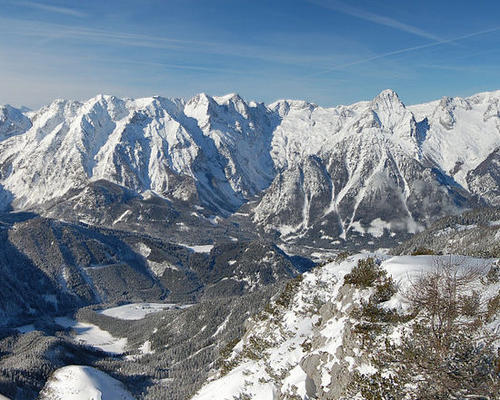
left=0, top=89, right=498, bottom=400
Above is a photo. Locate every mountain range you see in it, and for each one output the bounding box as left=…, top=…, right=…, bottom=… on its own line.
left=1, top=89, right=499, bottom=250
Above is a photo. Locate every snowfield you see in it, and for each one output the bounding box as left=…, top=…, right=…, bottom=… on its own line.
left=39, top=365, right=135, bottom=400
left=98, top=302, right=188, bottom=320
left=178, top=243, right=214, bottom=253
left=55, top=317, right=127, bottom=354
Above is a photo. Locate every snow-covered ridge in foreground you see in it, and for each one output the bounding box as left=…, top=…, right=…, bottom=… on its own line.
left=39, top=365, right=135, bottom=400
left=193, top=254, right=499, bottom=400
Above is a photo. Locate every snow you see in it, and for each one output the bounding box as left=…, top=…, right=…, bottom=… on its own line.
left=213, top=314, right=231, bottom=337
left=409, top=93, right=500, bottom=187
left=0, top=90, right=498, bottom=226
left=178, top=243, right=214, bottom=253
left=380, top=254, right=490, bottom=283
left=193, top=254, right=353, bottom=399
left=136, top=242, right=151, bottom=257
left=192, top=362, right=276, bottom=400
left=113, top=210, right=132, bottom=225
left=281, top=365, right=308, bottom=397
left=435, top=224, right=477, bottom=237
left=147, top=260, right=178, bottom=276
left=208, top=215, right=221, bottom=225
left=55, top=317, right=127, bottom=354
left=357, top=363, right=378, bottom=375
left=366, top=218, right=391, bottom=238
left=39, top=365, right=135, bottom=400
left=98, top=303, right=187, bottom=320
left=194, top=254, right=499, bottom=399
left=138, top=340, right=154, bottom=355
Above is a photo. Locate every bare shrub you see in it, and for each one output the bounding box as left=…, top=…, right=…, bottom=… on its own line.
left=397, top=257, right=500, bottom=399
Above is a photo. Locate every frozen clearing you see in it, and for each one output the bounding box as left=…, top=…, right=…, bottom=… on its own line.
left=55, top=317, right=127, bottom=354
left=178, top=243, right=214, bottom=253
left=98, top=302, right=187, bottom=320
left=39, top=365, right=135, bottom=400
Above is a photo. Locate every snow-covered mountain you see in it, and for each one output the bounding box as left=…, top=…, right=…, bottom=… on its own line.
left=0, top=104, right=31, bottom=140
left=0, top=89, right=499, bottom=242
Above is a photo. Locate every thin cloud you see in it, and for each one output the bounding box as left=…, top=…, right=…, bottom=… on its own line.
left=0, top=16, right=356, bottom=68
left=308, top=0, right=443, bottom=42
left=0, top=16, right=219, bottom=49
left=17, top=1, right=87, bottom=17
left=311, top=27, right=500, bottom=76
left=417, top=63, right=499, bottom=72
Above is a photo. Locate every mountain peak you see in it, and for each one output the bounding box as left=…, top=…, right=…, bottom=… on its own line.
left=372, top=89, right=404, bottom=107
left=187, top=92, right=213, bottom=104
left=370, top=89, right=409, bottom=126
left=0, top=104, right=32, bottom=139
left=213, top=93, right=243, bottom=104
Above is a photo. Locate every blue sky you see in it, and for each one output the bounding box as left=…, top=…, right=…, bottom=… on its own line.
left=1, top=0, right=499, bottom=109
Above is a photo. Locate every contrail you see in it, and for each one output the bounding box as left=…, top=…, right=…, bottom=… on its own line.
left=308, top=0, right=445, bottom=42
left=310, top=27, right=500, bottom=77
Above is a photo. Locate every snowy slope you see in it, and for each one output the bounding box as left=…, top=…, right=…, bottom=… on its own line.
left=409, top=90, right=500, bottom=187
left=55, top=317, right=127, bottom=354
left=0, top=104, right=31, bottom=140
left=39, top=365, right=135, bottom=400
left=0, top=94, right=276, bottom=213
left=192, top=254, right=499, bottom=400
left=0, top=89, right=498, bottom=237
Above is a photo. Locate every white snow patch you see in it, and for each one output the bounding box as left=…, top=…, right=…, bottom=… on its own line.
left=281, top=365, right=308, bottom=397
left=357, top=363, right=378, bottom=375
left=40, top=365, right=135, bottom=400
left=147, top=260, right=178, bottom=276
left=139, top=340, right=154, bottom=355
left=178, top=243, right=214, bottom=253
left=113, top=210, right=132, bottom=225
left=192, top=362, right=276, bottom=400
left=55, top=317, right=127, bottom=354
left=99, top=303, right=186, bottom=320
left=208, top=215, right=221, bottom=225
left=136, top=242, right=152, bottom=257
